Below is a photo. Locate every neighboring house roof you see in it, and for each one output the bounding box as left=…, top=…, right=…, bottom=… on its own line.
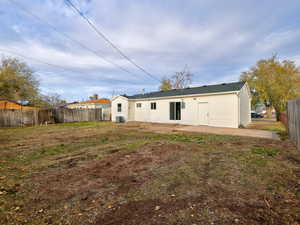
left=78, top=98, right=111, bottom=104
left=124, top=81, right=246, bottom=100
left=0, top=98, right=20, bottom=105
left=0, top=99, right=38, bottom=110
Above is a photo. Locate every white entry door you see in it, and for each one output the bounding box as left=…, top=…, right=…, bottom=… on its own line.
left=198, top=102, right=209, bottom=125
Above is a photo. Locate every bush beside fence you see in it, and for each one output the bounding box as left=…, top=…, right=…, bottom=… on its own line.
left=287, top=99, right=300, bottom=151
left=0, top=108, right=110, bottom=127
left=279, top=112, right=288, bottom=129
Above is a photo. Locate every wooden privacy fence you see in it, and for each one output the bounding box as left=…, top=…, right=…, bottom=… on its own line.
left=53, top=108, right=104, bottom=123
left=0, top=108, right=111, bottom=127
left=287, top=98, right=300, bottom=151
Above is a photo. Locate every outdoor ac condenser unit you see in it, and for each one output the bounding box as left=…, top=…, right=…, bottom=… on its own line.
left=116, top=116, right=125, bottom=123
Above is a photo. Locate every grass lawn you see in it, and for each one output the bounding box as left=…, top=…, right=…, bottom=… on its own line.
left=0, top=122, right=299, bottom=225
left=247, top=118, right=286, bottom=132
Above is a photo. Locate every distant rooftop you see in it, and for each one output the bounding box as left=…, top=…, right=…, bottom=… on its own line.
left=124, top=81, right=245, bottom=100
left=77, top=98, right=111, bottom=104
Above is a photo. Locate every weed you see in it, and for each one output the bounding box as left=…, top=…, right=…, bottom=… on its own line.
left=251, top=146, right=279, bottom=157
left=100, top=137, right=109, bottom=143
left=168, top=133, right=205, bottom=144
left=124, top=140, right=148, bottom=151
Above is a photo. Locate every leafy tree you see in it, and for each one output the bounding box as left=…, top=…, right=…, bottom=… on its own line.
left=241, top=55, right=300, bottom=120
left=159, top=78, right=172, bottom=91
left=0, top=57, right=39, bottom=103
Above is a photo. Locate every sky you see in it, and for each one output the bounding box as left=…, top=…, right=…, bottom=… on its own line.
left=1, top=0, right=300, bottom=102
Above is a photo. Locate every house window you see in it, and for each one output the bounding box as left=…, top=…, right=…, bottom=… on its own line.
left=170, top=102, right=181, bottom=120
left=151, top=102, right=156, bottom=110
left=117, top=103, right=122, bottom=112
left=136, top=103, right=142, bottom=108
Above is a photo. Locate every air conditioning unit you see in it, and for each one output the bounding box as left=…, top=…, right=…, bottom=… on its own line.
left=116, top=116, right=125, bottom=123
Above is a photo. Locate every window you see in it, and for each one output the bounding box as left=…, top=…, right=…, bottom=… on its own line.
left=170, top=102, right=181, bottom=120
left=117, top=103, right=122, bottom=112
left=136, top=103, right=142, bottom=108
left=151, top=102, right=156, bottom=110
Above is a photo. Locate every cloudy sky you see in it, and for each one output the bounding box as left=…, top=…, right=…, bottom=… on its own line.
left=1, top=0, right=300, bottom=101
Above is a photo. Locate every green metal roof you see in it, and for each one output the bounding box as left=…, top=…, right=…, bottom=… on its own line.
left=125, top=81, right=245, bottom=100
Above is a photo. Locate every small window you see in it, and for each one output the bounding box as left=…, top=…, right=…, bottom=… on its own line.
left=151, top=102, right=156, bottom=110
left=136, top=103, right=142, bottom=108
left=117, top=103, right=122, bottom=112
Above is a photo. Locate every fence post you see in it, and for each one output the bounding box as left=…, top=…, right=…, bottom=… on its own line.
left=287, top=99, right=300, bottom=151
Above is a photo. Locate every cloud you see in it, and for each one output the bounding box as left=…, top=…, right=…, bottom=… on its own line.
left=1, top=0, right=300, bottom=101
left=255, top=30, right=300, bottom=53
left=0, top=40, right=132, bottom=70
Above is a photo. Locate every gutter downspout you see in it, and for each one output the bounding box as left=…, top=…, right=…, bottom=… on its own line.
left=237, top=91, right=240, bottom=128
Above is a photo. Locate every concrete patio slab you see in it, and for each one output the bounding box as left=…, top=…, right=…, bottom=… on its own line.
left=124, top=122, right=280, bottom=140
left=175, top=125, right=280, bottom=140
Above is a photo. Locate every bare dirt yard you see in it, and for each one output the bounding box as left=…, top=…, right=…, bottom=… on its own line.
left=0, top=121, right=299, bottom=225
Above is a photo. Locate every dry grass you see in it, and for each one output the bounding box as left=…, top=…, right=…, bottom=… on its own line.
left=247, top=118, right=286, bottom=132
left=0, top=122, right=299, bottom=225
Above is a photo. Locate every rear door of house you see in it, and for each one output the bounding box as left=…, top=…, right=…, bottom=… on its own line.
left=198, top=102, right=209, bottom=125
left=170, top=102, right=181, bottom=121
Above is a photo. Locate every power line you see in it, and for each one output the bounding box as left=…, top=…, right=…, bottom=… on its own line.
left=7, top=0, right=146, bottom=81
left=0, top=48, right=81, bottom=74
left=64, top=0, right=160, bottom=82
left=0, top=48, right=140, bottom=84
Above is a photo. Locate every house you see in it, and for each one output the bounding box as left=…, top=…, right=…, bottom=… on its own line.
left=67, top=98, right=111, bottom=109
left=111, top=81, right=251, bottom=128
left=0, top=99, right=38, bottom=110
left=66, top=98, right=111, bottom=120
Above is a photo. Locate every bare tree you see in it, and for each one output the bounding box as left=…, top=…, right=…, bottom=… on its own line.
left=171, top=65, right=193, bottom=89
left=38, top=93, right=66, bottom=108
left=159, top=65, right=193, bottom=91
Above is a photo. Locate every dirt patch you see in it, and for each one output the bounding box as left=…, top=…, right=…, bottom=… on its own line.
left=49, top=154, right=97, bottom=169
left=287, top=156, right=300, bottom=165
left=97, top=188, right=300, bottom=225
left=29, top=141, right=190, bottom=205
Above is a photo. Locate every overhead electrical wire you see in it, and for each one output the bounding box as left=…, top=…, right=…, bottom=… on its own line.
left=64, top=0, right=160, bottom=82
left=7, top=0, right=147, bottom=81
left=0, top=48, right=82, bottom=74
left=0, top=48, right=138, bottom=84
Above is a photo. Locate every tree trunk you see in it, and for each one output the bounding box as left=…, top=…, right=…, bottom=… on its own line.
left=266, top=106, right=273, bottom=118
left=276, top=112, right=280, bottom=121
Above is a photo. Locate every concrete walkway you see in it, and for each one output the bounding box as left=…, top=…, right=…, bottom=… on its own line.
left=125, top=122, right=280, bottom=140
left=175, top=125, right=280, bottom=140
